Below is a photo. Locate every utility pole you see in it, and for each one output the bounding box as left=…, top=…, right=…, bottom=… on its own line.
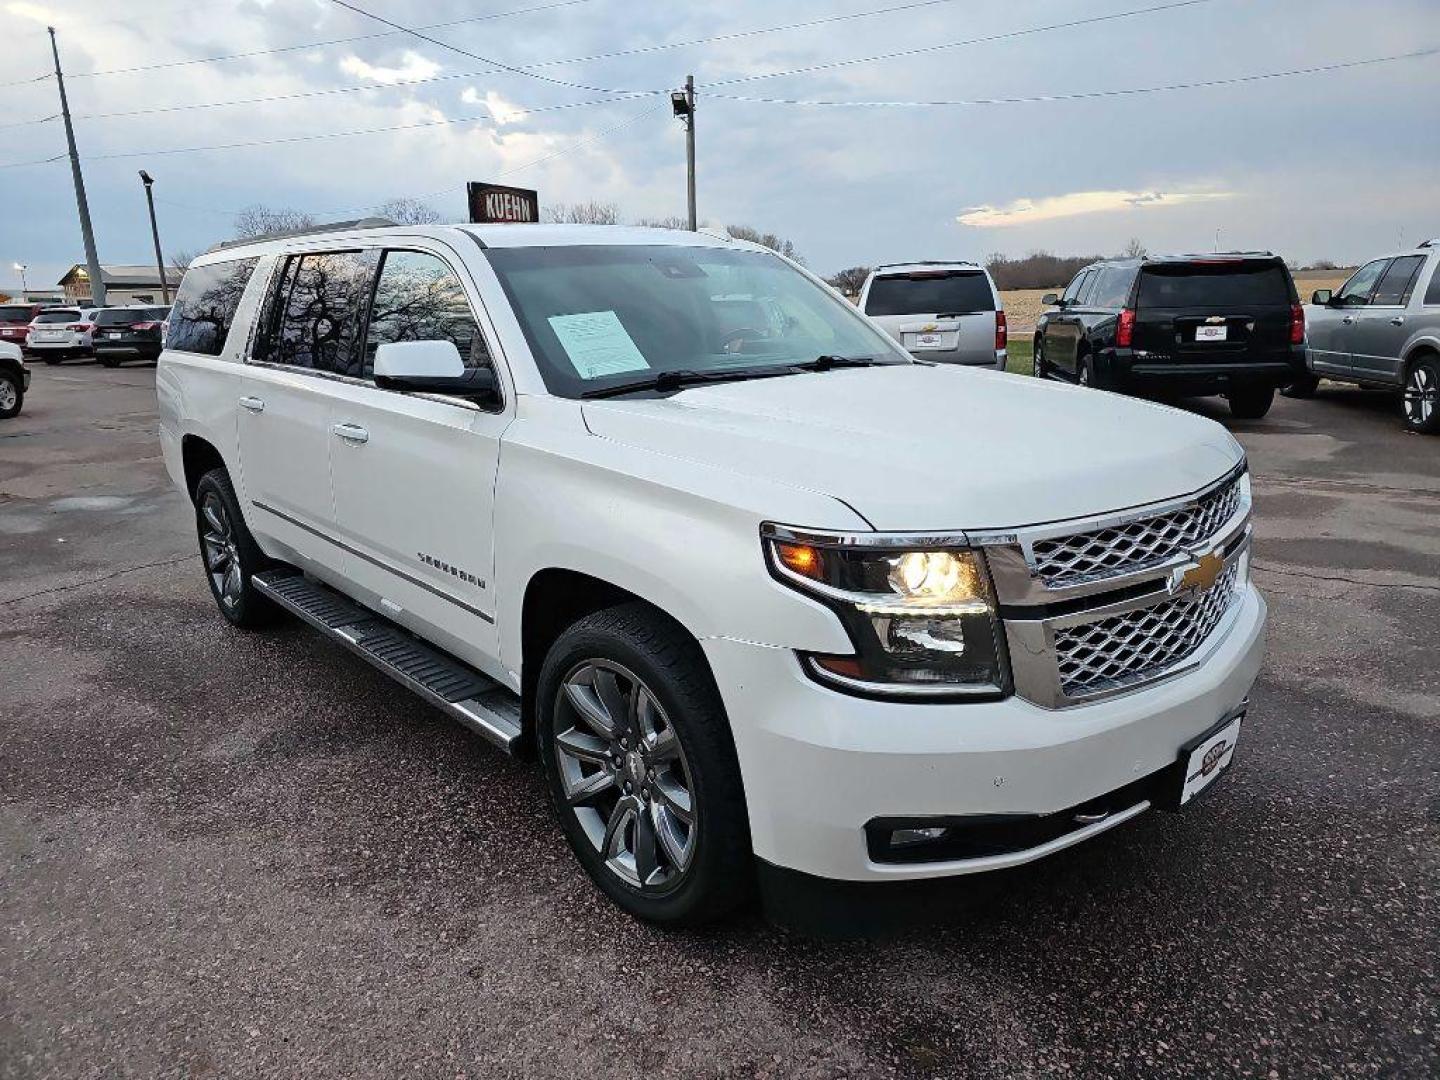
left=138, top=171, right=170, bottom=302
left=48, top=27, right=105, bottom=306
left=671, top=75, right=697, bottom=231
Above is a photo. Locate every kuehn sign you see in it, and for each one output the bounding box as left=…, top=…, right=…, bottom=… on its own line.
left=467, top=183, right=540, bottom=224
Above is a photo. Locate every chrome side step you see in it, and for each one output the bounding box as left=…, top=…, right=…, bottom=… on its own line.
left=252, top=570, right=523, bottom=754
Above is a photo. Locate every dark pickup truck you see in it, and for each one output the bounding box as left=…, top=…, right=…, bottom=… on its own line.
left=1033, top=252, right=1307, bottom=419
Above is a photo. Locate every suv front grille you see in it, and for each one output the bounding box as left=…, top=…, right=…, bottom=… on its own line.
left=1053, top=561, right=1240, bottom=697
left=1030, top=473, right=1243, bottom=587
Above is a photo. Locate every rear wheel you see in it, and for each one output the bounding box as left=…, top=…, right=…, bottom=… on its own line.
left=536, top=603, right=752, bottom=925
left=1402, top=355, right=1440, bottom=434
left=1228, top=382, right=1275, bottom=419
left=193, top=468, right=279, bottom=629
left=0, top=371, right=22, bottom=419
left=98, top=354, right=120, bottom=368
left=42, top=355, right=63, bottom=366
left=1281, top=373, right=1319, bottom=398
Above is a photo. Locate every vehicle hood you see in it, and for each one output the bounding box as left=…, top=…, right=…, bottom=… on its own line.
left=581, top=365, right=1242, bottom=531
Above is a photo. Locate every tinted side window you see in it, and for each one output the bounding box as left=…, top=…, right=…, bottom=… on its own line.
left=1061, top=270, right=1091, bottom=304
left=1336, top=259, right=1390, bottom=305
left=363, top=250, right=489, bottom=375
left=1371, top=255, right=1424, bottom=306
left=1425, top=261, right=1440, bottom=306
left=168, top=258, right=259, bottom=356
left=1089, top=267, right=1137, bottom=309
left=269, top=251, right=373, bottom=375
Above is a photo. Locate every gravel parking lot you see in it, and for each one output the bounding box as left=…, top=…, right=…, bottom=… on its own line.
left=3, top=363, right=1436, bottom=1078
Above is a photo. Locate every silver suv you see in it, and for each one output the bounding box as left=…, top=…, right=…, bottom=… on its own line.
left=1290, top=240, right=1440, bottom=434
left=857, top=262, right=1007, bottom=367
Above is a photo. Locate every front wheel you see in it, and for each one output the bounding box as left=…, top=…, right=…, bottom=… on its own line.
left=1402, top=356, right=1440, bottom=434
left=193, top=468, right=279, bottom=629
left=536, top=603, right=752, bottom=925
left=0, top=371, right=22, bottom=419
left=1032, top=335, right=1047, bottom=378
left=1228, top=382, right=1275, bottom=420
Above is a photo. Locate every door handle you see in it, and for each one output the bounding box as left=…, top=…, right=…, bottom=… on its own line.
left=239, top=396, right=265, bottom=412
left=1341, top=315, right=1355, bottom=325
left=331, top=422, right=369, bottom=444
left=1390, top=317, right=1405, bottom=326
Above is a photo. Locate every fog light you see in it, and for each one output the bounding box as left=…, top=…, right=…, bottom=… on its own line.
left=891, top=826, right=948, bottom=847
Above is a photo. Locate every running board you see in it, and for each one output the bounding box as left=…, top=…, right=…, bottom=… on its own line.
left=252, top=570, right=523, bottom=754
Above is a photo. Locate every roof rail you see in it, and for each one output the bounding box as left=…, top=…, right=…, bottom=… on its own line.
left=1419, top=238, right=1438, bottom=248
left=872, top=260, right=980, bottom=270
left=205, top=216, right=398, bottom=253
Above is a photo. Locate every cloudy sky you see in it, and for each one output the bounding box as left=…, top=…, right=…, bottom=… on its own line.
left=1, top=0, right=1437, bottom=291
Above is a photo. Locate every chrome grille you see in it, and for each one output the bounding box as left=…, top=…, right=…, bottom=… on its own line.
left=1053, top=561, right=1240, bottom=698
left=1030, top=474, right=1243, bottom=587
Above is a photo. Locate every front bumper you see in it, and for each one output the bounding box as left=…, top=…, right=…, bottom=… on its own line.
left=704, top=584, right=1266, bottom=882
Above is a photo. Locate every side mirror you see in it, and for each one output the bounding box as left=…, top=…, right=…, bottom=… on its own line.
left=1311, top=289, right=1332, bottom=305
left=1042, top=292, right=1060, bottom=307
left=373, top=340, right=497, bottom=400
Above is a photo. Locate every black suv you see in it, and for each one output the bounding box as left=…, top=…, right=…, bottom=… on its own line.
left=1032, top=252, right=1306, bottom=419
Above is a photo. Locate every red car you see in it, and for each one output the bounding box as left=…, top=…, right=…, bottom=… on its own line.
left=0, top=302, right=43, bottom=350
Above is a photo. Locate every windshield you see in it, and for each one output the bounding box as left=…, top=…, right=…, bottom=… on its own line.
left=864, top=271, right=994, bottom=316
left=1137, top=262, right=1293, bottom=308
left=485, top=244, right=909, bottom=398
left=34, top=310, right=80, bottom=324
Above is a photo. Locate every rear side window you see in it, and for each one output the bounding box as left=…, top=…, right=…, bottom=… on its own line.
left=34, top=310, right=80, bottom=324
left=267, top=251, right=375, bottom=376
left=1425, top=262, right=1440, bottom=306
left=167, top=258, right=259, bottom=356
left=864, top=271, right=994, bottom=316
left=1089, top=267, right=1137, bottom=309
left=363, top=250, right=489, bottom=376
left=1137, top=262, right=1293, bottom=307
left=1371, top=255, right=1425, bottom=306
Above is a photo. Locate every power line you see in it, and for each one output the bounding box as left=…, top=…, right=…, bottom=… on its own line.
left=700, top=0, right=1222, bottom=88
left=704, top=47, right=1440, bottom=106
left=65, top=0, right=601, bottom=80
left=324, top=0, right=659, bottom=95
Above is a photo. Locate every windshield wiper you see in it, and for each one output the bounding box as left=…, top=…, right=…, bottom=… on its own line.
left=580, top=366, right=799, bottom=399
left=792, top=354, right=887, bottom=372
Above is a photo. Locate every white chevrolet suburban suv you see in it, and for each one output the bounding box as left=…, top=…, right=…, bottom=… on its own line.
left=157, top=221, right=1266, bottom=926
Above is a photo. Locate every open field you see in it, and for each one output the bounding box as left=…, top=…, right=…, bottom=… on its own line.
left=1002, top=268, right=1356, bottom=333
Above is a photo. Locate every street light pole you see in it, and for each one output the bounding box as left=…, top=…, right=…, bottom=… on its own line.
left=48, top=27, right=106, bottom=306
left=139, top=171, right=170, bottom=303
left=12, top=263, right=27, bottom=294
left=671, top=76, right=697, bottom=231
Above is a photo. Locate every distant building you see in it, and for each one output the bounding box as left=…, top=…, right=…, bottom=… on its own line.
left=57, top=264, right=183, bottom=305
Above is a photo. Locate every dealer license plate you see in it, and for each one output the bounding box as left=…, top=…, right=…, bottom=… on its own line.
left=1179, top=713, right=1242, bottom=806
left=1195, top=324, right=1228, bottom=342
left=108, top=332, right=122, bottom=339
left=913, top=332, right=943, bottom=348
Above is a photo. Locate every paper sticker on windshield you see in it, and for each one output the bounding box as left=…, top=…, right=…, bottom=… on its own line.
left=548, top=311, right=650, bottom=380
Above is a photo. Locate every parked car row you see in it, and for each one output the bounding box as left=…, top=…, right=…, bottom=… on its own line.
left=0, top=301, right=170, bottom=367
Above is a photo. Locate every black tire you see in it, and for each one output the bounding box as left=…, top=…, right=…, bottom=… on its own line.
left=1032, top=335, right=1047, bottom=379
left=1228, top=382, right=1275, bottom=420
left=193, top=468, right=280, bottom=629
left=42, top=355, right=63, bottom=366
left=536, top=603, right=752, bottom=925
left=98, top=354, right=120, bottom=368
left=1401, top=354, right=1440, bottom=435
left=0, top=371, right=22, bottom=419
left=1280, top=373, right=1319, bottom=399
left=1078, top=353, right=1110, bottom=390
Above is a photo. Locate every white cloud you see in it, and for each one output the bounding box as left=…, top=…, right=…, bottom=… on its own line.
left=460, top=88, right=527, bottom=126
left=957, top=189, right=1233, bottom=228
left=338, top=50, right=441, bottom=86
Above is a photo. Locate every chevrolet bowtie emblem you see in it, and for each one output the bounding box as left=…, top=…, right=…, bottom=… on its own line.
left=1205, top=315, right=1225, bottom=324
left=1172, top=551, right=1224, bottom=596
left=920, top=323, right=939, bottom=333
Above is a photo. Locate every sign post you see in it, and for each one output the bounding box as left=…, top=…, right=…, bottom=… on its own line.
left=467, top=183, right=540, bottom=225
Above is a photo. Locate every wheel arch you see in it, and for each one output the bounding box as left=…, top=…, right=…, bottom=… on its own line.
left=180, top=433, right=227, bottom=502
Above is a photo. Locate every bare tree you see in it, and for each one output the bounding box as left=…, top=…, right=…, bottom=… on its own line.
left=726, top=224, right=804, bottom=263
left=169, top=250, right=197, bottom=273
left=233, top=204, right=316, bottom=240
left=544, top=200, right=620, bottom=225
left=1122, top=237, right=1147, bottom=258
left=375, top=197, right=443, bottom=225
left=633, top=215, right=689, bottom=230
left=826, top=266, right=872, bottom=297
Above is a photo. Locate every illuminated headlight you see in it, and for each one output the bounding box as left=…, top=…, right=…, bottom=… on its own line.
left=763, top=525, right=1008, bottom=699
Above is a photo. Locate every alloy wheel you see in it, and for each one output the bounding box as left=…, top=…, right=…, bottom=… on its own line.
left=0, top=379, right=16, bottom=412
left=1032, top=340, right=1044, bottom=378
left=1404, top=365, right=1435, bottom=426
left=552, top=659, right=697, bottom=890
left=199, top=492, right=244, bottom=610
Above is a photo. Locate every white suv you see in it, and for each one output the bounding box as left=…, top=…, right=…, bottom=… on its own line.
left=158, top=221, right=1266, bottom=926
